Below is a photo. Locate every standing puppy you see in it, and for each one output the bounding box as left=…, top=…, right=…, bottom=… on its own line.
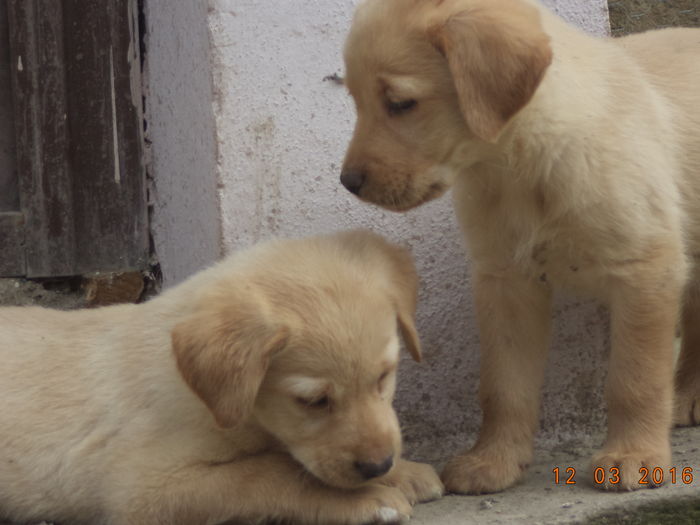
left=340, top=0, right=700, bottom=493
left=0, top=231, right=443, bottom=525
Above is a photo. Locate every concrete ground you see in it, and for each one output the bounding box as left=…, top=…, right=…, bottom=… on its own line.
left=5, top=428, right=698, bottom=525
left=411, top=426, right=700, bottom=525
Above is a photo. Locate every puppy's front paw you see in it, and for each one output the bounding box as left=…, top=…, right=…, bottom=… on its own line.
left=441, top=446, right=528, bottom=494
left=590, top=446, right=671, bottom=491
left=325, top=484, right=411, bottom=525
left=379, top=459, right=444, bottom=504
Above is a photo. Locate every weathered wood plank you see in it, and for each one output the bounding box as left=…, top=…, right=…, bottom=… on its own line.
left=0, top=2, right=19, bottom=213
left=7, top=0, right=76, bottom=276
left=0, top=211, right=25, bottom=276
left=62, top=0, right=148, bottom=275
left=7, top=0, right=148, bottom=278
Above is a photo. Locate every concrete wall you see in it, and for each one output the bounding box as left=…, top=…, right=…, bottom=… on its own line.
left=204, top=0, right=611, bottom=461
left=144, top=0, right=222, bottom=287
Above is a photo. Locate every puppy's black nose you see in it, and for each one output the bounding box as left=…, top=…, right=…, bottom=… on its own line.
left=354, top=455, right=394, bottom=480
left=340, top=170, right=366, bottom=196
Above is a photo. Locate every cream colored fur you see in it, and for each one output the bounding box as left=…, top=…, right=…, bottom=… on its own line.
left=341, top=0, right=700, bottom=493
left=0, top=230, right=443, bottom=524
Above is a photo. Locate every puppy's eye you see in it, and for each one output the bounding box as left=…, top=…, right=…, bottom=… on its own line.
left=296, top=395, right=330, bottom=410
left=386, top=99, right=417, bottom=116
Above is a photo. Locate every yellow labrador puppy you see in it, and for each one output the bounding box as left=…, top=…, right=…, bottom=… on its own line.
left=0, top=230, right=443, bottom=525
left=340, top=0, right=700, bottom=493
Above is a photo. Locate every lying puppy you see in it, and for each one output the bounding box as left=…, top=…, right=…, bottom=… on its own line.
left=0, top=230, right=443, bottom=524
left=340, top=0, right=700, bottom=493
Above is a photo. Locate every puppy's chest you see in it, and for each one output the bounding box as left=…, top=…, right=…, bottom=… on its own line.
left=518, top=234, right=600, bottom=292
left=458, top=181, right=606, bottom=294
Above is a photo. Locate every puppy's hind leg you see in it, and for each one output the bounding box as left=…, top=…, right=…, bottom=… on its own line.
left=675, top=278, right=700, bottom=426
left=592, top=251, right=684, bottom=491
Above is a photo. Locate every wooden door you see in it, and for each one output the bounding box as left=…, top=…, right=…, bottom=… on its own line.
left=1, top=0, right=148, bottom=278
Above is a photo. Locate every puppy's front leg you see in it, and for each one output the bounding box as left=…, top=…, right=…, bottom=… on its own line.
left=592, top=264, right=682, bottom=490
left=378, top=459, right=444, bottom=504
left=121, top=452, right=414, bottom=525
left=442, top=270, right=552, bottom=494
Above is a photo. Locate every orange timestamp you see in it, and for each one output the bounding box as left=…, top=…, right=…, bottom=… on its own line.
left=552, top=466, right=694, bottom=486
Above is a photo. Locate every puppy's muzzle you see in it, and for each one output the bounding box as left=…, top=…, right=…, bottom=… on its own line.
left=354, top=455, right=394, bottom=480
left=340, top=170, right=366, bottom=196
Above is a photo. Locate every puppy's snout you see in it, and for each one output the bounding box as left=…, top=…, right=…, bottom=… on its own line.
left=340, top=170, right=366, bottom=196
left=354, top=455, right=394, bottom=480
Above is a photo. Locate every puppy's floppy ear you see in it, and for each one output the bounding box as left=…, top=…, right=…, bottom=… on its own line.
left=172, top=291, right=288, bottom=428
left=379, top=240, right=422, bottom=363
left=335, top=230, right=423, bottom=361
left=428, top=0, right=552, bottom=143
left=390, top=249, right=422, bottom=363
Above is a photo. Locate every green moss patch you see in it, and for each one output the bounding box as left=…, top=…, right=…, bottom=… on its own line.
left=608, top=0, right=699, bottom=36
left=585, top=498, right=700, bottom=525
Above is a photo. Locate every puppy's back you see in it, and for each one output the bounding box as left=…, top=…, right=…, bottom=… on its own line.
left=616, top=29, right=700, bottom=128
left=616, top=28, right=700, bottom=245
left=617, top=28, right=700, bottom=74
left=0, top=305, right=135, bottom=523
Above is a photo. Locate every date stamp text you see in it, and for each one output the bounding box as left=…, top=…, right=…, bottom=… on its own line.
left=552, top=466, right=694, bottom=486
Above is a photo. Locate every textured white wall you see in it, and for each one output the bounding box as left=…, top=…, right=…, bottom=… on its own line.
left=207, top=0, right=611, bottom=460
left=145, top=0, right=222, bottom=287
